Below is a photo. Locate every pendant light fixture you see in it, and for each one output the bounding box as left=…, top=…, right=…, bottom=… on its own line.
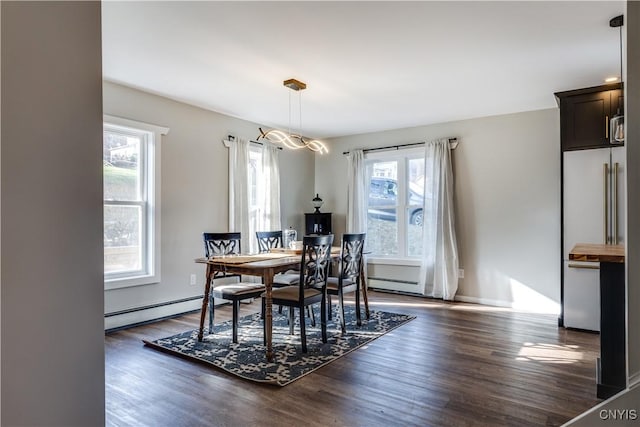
left=609, top=14, right=624, bottom=144
left=257, top=79, right=328, bottom=154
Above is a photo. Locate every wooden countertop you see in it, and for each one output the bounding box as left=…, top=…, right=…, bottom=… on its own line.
left=569, top=243, right=625, bottom=263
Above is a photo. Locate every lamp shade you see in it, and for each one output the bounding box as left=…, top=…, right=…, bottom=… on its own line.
left=312, top=194, right=323, bottom=213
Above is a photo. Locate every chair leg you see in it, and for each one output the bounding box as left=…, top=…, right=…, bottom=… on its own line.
left=309, top=306, right=316, bottom=327
left=289, top=306, right=295, bottom=335
left=300, top=307, right=307, bottom=353
left=355, top=279, right=362, bottom=326
left=338, top=289, right=346, bottom=334
left=232, top=300, right=240, bottom=343
left=262, top=298, right=267, bottom=346
left=327, top=294, right=333, bottom=320
left=209, top=292, right=215, bottom=334
left=320, top=296, right=327, bottom=343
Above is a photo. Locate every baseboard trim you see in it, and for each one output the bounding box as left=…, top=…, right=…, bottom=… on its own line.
left=105, top=309, right=201, bottom=334
left=369, top=287, right=423, bottom=297
left=104, top=295, right=204, bottom=331
left=370, top=290, right=539, bottom=309
left=454, top=295, right=515, bottom=308
left=454, top=295, right=560, bottom=314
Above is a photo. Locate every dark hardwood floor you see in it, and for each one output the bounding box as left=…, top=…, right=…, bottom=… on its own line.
left=105, top=291, right=601, bottom=426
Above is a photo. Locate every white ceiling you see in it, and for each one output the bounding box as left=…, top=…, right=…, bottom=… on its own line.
left=102, top=1, right=625, bottom=139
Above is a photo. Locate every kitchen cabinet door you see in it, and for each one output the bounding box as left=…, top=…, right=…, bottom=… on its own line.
left=556, top=84, right=623, bottom=151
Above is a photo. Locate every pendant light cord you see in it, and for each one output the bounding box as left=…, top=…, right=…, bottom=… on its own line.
left=619, top=25, right=623, bottom=82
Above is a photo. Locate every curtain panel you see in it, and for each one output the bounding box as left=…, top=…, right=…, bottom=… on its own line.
left=228, top=138, right=251, bottom=252
left=418, top=138, right=459, bottom=300
left=346, top=149, right=367, bottom=234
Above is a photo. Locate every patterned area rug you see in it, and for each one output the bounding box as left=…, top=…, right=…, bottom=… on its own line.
left=143, top=306, right=415, bottom=386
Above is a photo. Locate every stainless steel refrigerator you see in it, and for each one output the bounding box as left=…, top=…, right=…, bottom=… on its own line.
left=563, top=146, right=625, bottom=331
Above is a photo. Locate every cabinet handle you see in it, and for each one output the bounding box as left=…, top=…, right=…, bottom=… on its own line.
left=606, top=115, right=609, bottom=139
left=568, top=263, right=600, bottom=270
left=604, top=163, right=609, bottom=244
left=614, top=162, right=618, bottom=245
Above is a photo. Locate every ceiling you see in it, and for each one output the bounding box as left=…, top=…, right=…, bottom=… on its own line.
left=102, top=1, right=625, bottom=139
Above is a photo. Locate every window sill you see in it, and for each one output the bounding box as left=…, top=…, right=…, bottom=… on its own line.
left=366, top=257, right=421, bottom=267
left=105, top=274, right=160, bottom=290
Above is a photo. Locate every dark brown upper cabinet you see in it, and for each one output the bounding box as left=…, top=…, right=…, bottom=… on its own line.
left=555, top=83, right=623, bottom=151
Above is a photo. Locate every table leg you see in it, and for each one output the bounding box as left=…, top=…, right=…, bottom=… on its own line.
left=360, top=261, right=370, bottom=319
left=264, top=271, right=274, bottom=362
left=198, top=264, right=214, bottom=342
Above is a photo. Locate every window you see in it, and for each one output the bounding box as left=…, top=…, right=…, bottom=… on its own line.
left=366, top=148, right=426, bottom=258
left=103, top=116, right=168, bottom=289
left=248, top=146, right=263, bottom=253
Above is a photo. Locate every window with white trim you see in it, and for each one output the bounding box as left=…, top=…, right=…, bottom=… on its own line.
left=103, top=116, right=167, bottom=289
left=366, top=147, right=427, bottom=258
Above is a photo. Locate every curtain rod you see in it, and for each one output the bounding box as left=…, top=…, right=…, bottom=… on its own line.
left=222, top=136, right=283, bottom=150
left=249, top=140, right=283, bottom=150
left=342, top=137, right=458, bottom=155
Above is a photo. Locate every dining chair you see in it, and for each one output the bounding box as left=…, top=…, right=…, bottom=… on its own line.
left=255, top=230, right=283, bottom=252
left=203, top=232, right=265, bottom=343
left=256, top=230, right=300, bottom=287
left=327, top=233, right=366, bottom=334
left=262, top=234, right=334, bottom=353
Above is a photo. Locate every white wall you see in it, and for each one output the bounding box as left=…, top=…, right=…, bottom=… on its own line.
left=625, top=0, right=639, bottom=386
left=103, top=82, right=315, bottom=327
left=316, top=109, right=561, bottom=312
left=1, top=2, right=104, bottom=425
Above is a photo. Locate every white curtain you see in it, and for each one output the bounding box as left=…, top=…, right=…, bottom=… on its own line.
left=229, top=139, right=282, bottom=254
left=257, top=143, right=282, bottom=240
left=228, top=138, right=251, bottom=252
left=346, top=149, right=369, bottom=280
left=346, top=149, right=367, bottom=233
left=418, top=138, right=459, bottom=300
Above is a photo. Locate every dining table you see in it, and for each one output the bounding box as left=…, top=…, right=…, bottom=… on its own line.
left=195, top=247, right=370, bottom=361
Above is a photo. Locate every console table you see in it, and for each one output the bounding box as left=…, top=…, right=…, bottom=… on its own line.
left=569, top=243, right=625, bottom=399
left=305, top=212, right=332, bottom=235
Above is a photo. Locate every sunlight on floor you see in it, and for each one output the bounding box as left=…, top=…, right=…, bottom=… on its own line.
left=515, top=342, right=584, bottom=364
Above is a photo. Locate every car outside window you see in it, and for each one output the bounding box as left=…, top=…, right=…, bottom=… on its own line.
left=366, top=149, right=426, bottom=258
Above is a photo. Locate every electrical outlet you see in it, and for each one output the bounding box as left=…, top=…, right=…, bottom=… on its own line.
left=458, top=269, right=464, bottom=279
left=190, top=273, right=197, bottom=286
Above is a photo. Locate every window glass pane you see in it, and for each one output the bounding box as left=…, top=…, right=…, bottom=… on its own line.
left=104, top=204, right=142, bottom=274
left=249, top=150, right=261, bottom=208
left=407, top=157, right=425, bottom=256
left=367, top=161, right=399, bottom=256
left=103, top=132, right=141, bottom=201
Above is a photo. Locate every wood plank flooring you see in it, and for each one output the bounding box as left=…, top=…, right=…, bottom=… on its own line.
left=105, top=291, right=601, bottom=426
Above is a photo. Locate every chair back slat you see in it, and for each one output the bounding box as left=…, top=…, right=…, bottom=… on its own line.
left=256, top=231, right=283, bottom=253
left=300, top=234, right=334, bottom=293
left=203, top=232, right=241, bottom=258
left=203, top=232, right=242, bottom=279
left=340, top=233, right=366, bottom=279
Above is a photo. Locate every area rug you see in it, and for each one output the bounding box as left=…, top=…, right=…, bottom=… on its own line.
left=143, top=306, right=415, bottom=386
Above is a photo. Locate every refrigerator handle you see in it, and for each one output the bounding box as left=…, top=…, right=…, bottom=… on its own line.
left=613, top=162, right=619, bottom=245
left=604, top=163, right=609, bottom=244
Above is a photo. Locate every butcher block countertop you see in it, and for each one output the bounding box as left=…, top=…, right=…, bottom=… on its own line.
left=569, top=243, right=625, bottom=263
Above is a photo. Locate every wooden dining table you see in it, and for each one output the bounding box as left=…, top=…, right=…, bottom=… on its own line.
left=195, top=247, right=370, bottom=361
